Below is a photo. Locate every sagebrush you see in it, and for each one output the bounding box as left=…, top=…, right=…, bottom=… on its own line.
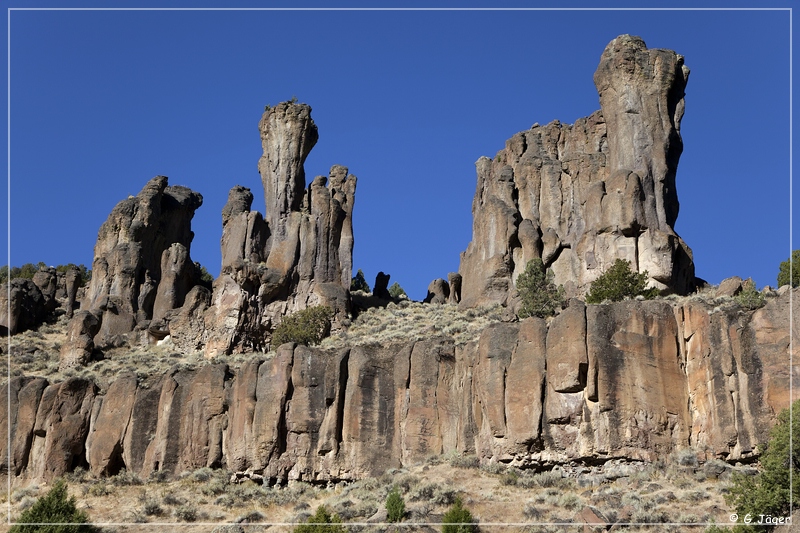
left=585, top=259, right=658, bottom=304
left=272, top=306, right=333, bottom=347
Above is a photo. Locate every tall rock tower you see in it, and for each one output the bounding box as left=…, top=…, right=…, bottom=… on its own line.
left=459, top=35, right=695, bottom=307
left=203, top=102, right=357, bottom=356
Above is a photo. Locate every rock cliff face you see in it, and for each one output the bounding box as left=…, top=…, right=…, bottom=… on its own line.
left=4, top=291, right=795, bottom=482
left=201, top=103, right=356, bottom=357
left=459, top=35, right=695, bottom=307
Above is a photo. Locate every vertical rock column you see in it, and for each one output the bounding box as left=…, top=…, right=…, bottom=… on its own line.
left=258, top=102, right=319, bottom=276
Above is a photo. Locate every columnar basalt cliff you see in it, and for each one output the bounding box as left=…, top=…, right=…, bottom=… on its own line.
left=2, top=291, right=796, bottom=482
left=459, top=35, right=695, bottom=308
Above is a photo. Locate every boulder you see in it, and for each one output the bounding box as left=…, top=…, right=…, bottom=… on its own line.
left=59, top=310, right=102, bottom=370
left=717, top=276, right=743, bottom=297
left=423, top=278, right=450, bottom=304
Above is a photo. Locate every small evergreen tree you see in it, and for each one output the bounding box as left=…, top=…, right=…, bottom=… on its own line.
left=272, top=306, right=334, bottom=347
left=294, top=506, right=345, bottom=533
left=585, top=259, right=659, bottom=304
left=10, top=479, right=98, bottom=532
left=442, top=497, right=477, bottom=533
left=777, top=250, right=800, bottom=288
left=385, top=487, right=405, bottom=523
left=734, top=279, right=766, bottom=310
left=388, top=282, right=407, bottom=299
left=350, top=269, right=370, bottom=292
left=725, top=399, right=800, bottom=532
left=516, top=258, right=564, bottom=318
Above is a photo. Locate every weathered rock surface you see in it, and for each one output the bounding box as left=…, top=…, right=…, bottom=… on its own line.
left=201, top=103, right=357, bottom=356
left=64, top=266, right=83, bottom=318
left=66, top=176, right=204, bottom=355
left=0, top=279, right=48, bottom=335
left=448, top=272, right=462, bottom=304
left=459, top=35, right=695, bottom=307
left=6, top=291, right=796, bottom=483
left=59, top=310, right=102, bottom=370
left=424, top=278, right=450, bottom=304
left=32, top=266, right=58, bottom=314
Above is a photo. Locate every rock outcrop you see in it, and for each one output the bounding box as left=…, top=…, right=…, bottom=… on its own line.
left=59, top=176, right=204, bottom=363
left=0, top=279, right=48, bottom=336
left=5, top=290, right=796, bottom=483
left=459, top=35, right=695, bottom=307
left=201, top=102, right=357, bottom=357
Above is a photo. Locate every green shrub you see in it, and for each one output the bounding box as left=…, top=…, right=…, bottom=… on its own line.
left=272, top=306, right=333, bottom=347
left=442, top=497, right=477, bottom=533
left=350, top=269, right=370, bottom=292
left=734, top=279, right=766, bottom=310
left=585, top=259, right=659, bottom=304
left=777, top=250, right=800, bottom=288
left=388, top=282, right=407, bottom=299
left=725, top=399, right=800, bottom=531
left=196, top=264, right=215, bottom=285
left=294, top=506, right=345, bottom=533
left=174, top=504, right=197, bottom=522
left=10, top=479, right=98, bottom=532
left=516, top=258, right=564, bottom=318
left=385, top=487, right=405, bottom=523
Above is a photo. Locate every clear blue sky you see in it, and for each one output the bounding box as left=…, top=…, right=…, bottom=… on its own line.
left=3, top=2, right=796, bottom=301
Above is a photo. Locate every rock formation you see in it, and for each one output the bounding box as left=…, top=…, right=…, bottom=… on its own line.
left=459, top=35, right=695, bottom=307
left=63, top=266, right=83, bottom=319
left=60, top=176, right=204, bottom=363
left=3, top=290, right=796, bottom=482
left=372, top=272, right=391, bottom=300
left=424, top=278, right=450, bottom=304
left=201, top=102, right=357, bottom=357
left=32, top=266, right=58, bottom=314
left=0, top=279, right=47, bottom=336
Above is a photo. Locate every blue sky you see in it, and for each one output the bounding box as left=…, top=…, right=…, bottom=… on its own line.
left=3, top=2, right=796, bottom=301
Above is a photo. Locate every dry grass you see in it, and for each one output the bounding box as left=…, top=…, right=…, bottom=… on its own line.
left=0, top=452, right=740, bottom=532
left=321, top=301, right=505, bottom=350
left=5, top=312, right=208, bottom=393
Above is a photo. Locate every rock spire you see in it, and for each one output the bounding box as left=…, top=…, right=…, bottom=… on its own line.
left=459, top=35, right=695, bottom=307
